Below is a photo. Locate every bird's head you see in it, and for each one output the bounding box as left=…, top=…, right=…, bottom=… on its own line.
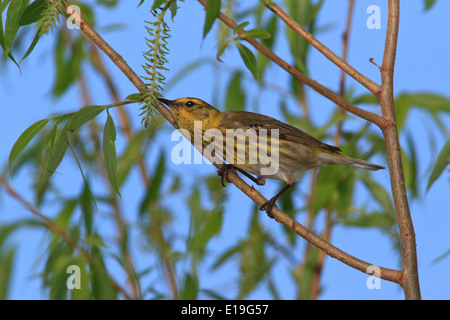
left=158, top=97, right=222, bottom=131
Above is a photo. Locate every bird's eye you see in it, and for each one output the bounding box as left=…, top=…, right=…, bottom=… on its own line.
left=186, top=101, right=194, bottom=108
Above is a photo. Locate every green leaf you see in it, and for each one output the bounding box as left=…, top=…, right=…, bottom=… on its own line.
left=80, top=183, right=94, bottom=235
left=103, top=114, right=121, bottom=196
left=39, top=123, right=70, bottom=191
left=19, top=0, right=47, bottom=26
left=427, top=139, right=450, bottom=191
left=67, top=130, right=99, bottom=213
left=139, top=152, right=166, bottom=215
left=233, top=21, right=249, bottom=35
left=235, top=42, right=257, bottom=80
left=190, top=208, right=223, bottom=252
left=90, top=248, right=118, bottom=300
left=424, top=0, right=436, bottom=10
left=0, top=249, right=16, bottom=299
left=297, top=246, right=320, bottom=300
left=360, top=173, right=395, bottom=215
left=9, top=118, right=49, bottom=176
left=215, top=38, right=233, bottom=62
left=393, top=92, right=450, bottom=130
left=211, top=244, right=241, bottom=270
left=225, top=71, right=245, bottom=111
left=151, top=0, right=167, bottom=10
left=239, top=28, right=271, bottom=40
left=125, top=93, right=143, bottom=100
left=203, top=0, right=221, bottom=38
left=312, top=166, right=344, bottom=213
left=53, top=32, right=84, bottom=97
left=19, top=30, right=40, bottom=62
left=68, top=105, right=106, bottom=131
left=179, top=273, right=198, bottom=300
left=342, top=211, right=395, bottom=229
left=239, top=211, right=273, bottom=298
left=3, top=0, right=29, bottom=61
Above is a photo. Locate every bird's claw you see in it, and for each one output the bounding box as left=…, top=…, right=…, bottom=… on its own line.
left=218, top=164, right=235, bottom=187
left=260, top=199, right=277, bottom=219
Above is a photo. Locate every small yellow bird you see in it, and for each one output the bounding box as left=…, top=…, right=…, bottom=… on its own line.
left=158, top=97, right=384, bottom=215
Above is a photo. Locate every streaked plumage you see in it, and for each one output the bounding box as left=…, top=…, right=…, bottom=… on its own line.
left=158, top=97, right=384, bottom=214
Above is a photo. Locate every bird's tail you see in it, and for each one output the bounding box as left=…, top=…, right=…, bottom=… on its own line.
left=341, top=155, right=385, bottom=171
left=318, top=152, right=385, bottom=171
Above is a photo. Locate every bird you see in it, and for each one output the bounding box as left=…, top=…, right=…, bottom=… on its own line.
left=158, top=97, right=385, bottom=215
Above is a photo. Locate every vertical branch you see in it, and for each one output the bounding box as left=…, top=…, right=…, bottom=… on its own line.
left=379, top=0, right=421, bottom=299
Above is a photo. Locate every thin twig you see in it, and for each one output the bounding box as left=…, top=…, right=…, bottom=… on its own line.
left=261, top=0, right=380, bottom=96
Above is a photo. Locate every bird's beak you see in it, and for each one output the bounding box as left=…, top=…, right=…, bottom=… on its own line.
left=157, top=98, right=175, bottom=107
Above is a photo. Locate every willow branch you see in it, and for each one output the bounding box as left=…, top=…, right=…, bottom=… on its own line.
left=379, top=0, right=421, bottom=299
left=197, top=0, right=384, bottom=128
left=261, top=0, right=380, bottom=96
left=62, top=2, right=177, bottom=128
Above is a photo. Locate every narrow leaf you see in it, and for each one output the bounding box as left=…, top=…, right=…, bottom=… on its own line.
left=424, top=0, right=436, bottom=10
left=68, top=105, right=105, bottom=131
left=233, top=21, right=249, bottom=35
left=9, top=118, right=49, bottom=176
left=203, top=0, right=221, bottom=38
left=67, top=130, right=99, bottom=212
left=125, top=93, right=143, bottom=100
left=139, top=152, right=165, bottom=215
left=225, top=71, right=245, bottom=111
left=235, top=42, right=257, bottom=80
left=103, top=114, right=121, bottom=196
left=239, top=28, right=272, bottom=40
left=39, top=123, right=70, bottom=191
left=4, top=0, right=30, bottom=60
left=20, top=30, right=40, bottom=62
left=19, top=0, right=47, bottom=26
left=179, top=273, right=198, bottom=300
left=427, top=139, right=450, bottom=191
left=0, top=249, right=16, bottom=299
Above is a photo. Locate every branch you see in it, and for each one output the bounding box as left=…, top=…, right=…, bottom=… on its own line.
left=197, top=0, right=384, bottom=128
left=379, top=0, right=421, bottom=299
left=261, top=0, right=381, bottom=96
left=62, top=2, right=177, bottom=129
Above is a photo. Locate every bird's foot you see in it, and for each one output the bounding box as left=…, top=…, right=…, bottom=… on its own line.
left=218, top=164, right=235, bottom=187
left=260, top=198, right=277, bottom=218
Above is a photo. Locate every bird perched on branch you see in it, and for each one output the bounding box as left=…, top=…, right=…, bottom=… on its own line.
left=158, top=97, right=384, bottom=215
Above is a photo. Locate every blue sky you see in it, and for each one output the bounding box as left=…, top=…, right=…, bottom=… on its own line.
left=1, top=0, right=449, bottom=299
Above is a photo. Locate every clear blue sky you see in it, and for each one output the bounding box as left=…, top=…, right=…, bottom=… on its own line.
left=1, top=0, right=449, bottom=299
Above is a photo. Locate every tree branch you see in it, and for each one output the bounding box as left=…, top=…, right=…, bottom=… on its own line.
left=62, top=2, right=177, bottom=129
left=261, top=0, right=381, bottom=96
left=379, top=0, right=421, bottom=299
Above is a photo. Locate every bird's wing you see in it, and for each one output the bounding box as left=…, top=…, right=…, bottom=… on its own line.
left=224, top=111, right=341, bottom=153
